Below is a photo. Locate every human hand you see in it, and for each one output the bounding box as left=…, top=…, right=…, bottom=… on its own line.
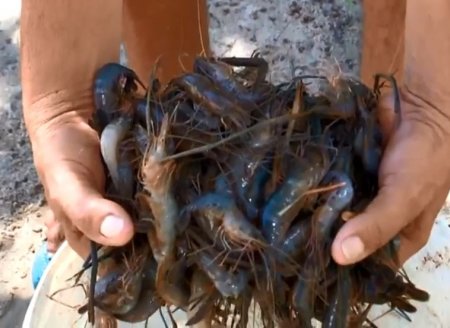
left=332, top=87, right=450, bottom=265
left=43, top=209, right=64, bottom=253
left=29, top=112, right=134, bottom=258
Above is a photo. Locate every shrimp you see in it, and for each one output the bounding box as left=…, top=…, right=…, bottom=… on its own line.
left=93, top=63, right=144, bottom=131
left=292, top=278, right=314, bottom=328
left=299, top=171, right=354, bottom=280
left=186, top=269, right=218, bottom=327
left=157, top=255, right=191, bottom=308
left=235, top=160, right=272, bottom=220
left=146, top=224, right=190, bottom=308
left=322, top=266, right=352, bottom=328
left=279, top=219, right=310, bottom=264
left=134, top=97, right=164, bottom=130
left=354, top=260, right=429, bottom=307
left=115, top=256, right=162, bottom=323
left=100, top=115, right=134, bottom=199
left=171, top=73, right=251, bottom=129
left=262, top=147, right=329, bottom=245
left=313, top=171, right=354, bottom=240
left=193, top=56, right=271, bottom=105
left=140, top=113, right=178, bottom=263
left=79, top=269, right=142, bottom=316
left=219, top=52, right=269, bottom=84
left=176, top=100, right=222, bottom=131
left=78, top=245, right=148, bottom=317
left=132, top=123, right=149, bottom=157
left=353, top=96, right=382, bottom=176
left=315, top=77, right=359, bottom=120
left=140, top=113, right=192, bottom=307
left=180, top=192, right=265, bottom=249
left=195, top=250, right=249, bottom=298
left=227, top=125, right=275, bottom=221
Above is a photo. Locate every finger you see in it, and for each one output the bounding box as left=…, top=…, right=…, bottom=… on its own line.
left=47, top=165, right=134, bottom=248
left=43, top=208, right=65, bottom=253
left=46, top=224, right=64, bottom=253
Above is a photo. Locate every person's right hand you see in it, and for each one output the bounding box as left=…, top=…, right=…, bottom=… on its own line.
left=30, top=113, right=135, bottom=258
left=20, top=0, right=128, bottom=258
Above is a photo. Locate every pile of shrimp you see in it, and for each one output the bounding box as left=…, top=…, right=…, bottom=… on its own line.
left=71, top=55, right=429, bottom=327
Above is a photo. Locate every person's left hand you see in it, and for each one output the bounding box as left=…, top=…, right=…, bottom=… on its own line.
left=331, top=87, right=450, bottom=266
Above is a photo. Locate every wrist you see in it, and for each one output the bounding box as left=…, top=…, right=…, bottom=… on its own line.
left=400, top=85, right=450, bottom=142
left=24, top=87, right=95, bottom=141
left=403, top=0, right=450, bottom=119
left=31, top=121, right=102, bottom=194
left=29, top=109, right=99, bottom=173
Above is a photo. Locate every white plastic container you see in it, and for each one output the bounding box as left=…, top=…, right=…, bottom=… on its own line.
left=23, top=213, right=450, bottom=328
left=22, top=240, right=188, bottom=328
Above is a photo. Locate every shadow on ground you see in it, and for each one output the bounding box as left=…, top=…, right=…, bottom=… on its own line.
left=0, top=293, right=31, bottom=328
left=0, top=18, right=43, bottom=222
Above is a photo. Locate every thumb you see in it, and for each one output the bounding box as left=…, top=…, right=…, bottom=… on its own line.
left=331, top=127, right=428, bottom=265
left=331, top=87, right=428, bottom=265
left=47, top=163, right=135, bottom=247
left=331, top=183, right=422, bottom=265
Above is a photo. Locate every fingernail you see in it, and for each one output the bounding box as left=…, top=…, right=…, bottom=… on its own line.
left=341, top=236, right=365, bottom=262
left=100, top=215, right=125, bottom=238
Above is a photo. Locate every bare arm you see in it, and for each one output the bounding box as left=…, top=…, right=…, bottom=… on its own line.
left=360, top=0, right=406, bottom=85
left=21, top=0, right=122, bottom=139
left=403, top=0, right=450, bottom=116
left=334, top=0, right=450, bottom=266
left=20, top=1, right=135, bottom=257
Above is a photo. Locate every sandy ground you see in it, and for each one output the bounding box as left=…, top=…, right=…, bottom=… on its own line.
left=0, top=2, right=47, bottom=327
left=0, top=1, right=448, bottom=327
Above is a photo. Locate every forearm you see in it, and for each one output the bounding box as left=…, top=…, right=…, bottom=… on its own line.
left=403, top=0, right=450, bottom=113
left=20, top=0, right=122, bottom=139
left=360, top=0, right=406, bottom=85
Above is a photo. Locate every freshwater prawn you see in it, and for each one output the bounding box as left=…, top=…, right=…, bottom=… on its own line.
left=180, top=192, right=266, bottom=251
left=100, top=114, right=135, bottom=199
left=140, top=113, right=178, bottom=262
left=193, top=56, right=272, bottom=107
left=78, top=242, right=149, bottom=317
left=171, top=72, right=252, bottom=129
left=93, top=63, right=145, bottom=131
left=140, top=113, right=190, bottom=307
left=261, top=146, right=330, bottom=245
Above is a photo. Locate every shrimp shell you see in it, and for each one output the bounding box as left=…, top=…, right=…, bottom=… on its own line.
left=100, top=115, right=133, bottom=198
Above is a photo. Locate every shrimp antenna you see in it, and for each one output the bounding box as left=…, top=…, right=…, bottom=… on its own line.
left=196, top=0, right=209, bottom=57
left=146, top=55, right=163, bottom=137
